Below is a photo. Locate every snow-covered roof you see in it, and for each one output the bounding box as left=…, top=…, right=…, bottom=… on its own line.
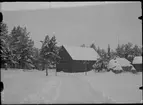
left=108, top=58, right=132, bottom=67
left=108, top=58, right=135, bottom=71
left=63, top=45, right=100, bottom=61
left=132, top=56, right=142, bottom=64
left=115, top=58, right=131, bottom=67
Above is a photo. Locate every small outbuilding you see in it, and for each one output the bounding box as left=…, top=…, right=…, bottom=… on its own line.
left=56, top=45, right=100, bottom=73
left=132, top=56, right=142, bottom=72
left=108, top=57, right=136, bottom=73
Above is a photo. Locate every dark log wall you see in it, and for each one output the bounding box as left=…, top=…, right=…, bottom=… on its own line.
left=71, top=61, right=86, bottom=72
left=59, top=46, right=72, bottom=61
left=56, top=46, right=72, bottom=72
left=133, top=64, right=142, bottom=72
left=71, top=61, right=96, bottom=72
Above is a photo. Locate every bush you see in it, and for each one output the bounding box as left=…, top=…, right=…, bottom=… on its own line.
left=122, top=66, right=132, bottom=72
left=92, top=59, right=108, bottom=73
left=112, top=70, right=122, bottom=74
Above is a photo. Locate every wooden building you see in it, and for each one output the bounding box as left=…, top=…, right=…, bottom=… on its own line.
left=132, top=56, right=142, bottom=72
left=108, top=57, right=136, bottom=73
left=56, top=45, right=100, bottom=73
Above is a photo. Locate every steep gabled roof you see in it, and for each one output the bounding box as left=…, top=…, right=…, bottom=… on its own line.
left=63, top=45, right=100, bottom=61
left=115, top=58, right=131, bottom=67
left=108, top=58, right=136, bottom=71
left=132, top=56, right=142, bottom=64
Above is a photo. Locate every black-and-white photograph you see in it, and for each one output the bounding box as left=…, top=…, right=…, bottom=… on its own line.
left=0, top=2, right=142, bottom=104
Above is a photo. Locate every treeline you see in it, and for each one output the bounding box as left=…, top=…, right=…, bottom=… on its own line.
left=81, top=41, right=142, bottom=70
left=0, top=22, right=60, bottom=72
left=89, top=43, right=142, bottom=62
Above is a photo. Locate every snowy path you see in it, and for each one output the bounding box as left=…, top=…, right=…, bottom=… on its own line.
left=52, top=76, right=114, bottom=103
left=20, top=75, right=115, bottom=104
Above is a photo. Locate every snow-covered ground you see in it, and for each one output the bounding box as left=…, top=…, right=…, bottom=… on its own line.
left=79, top=70, right=142, bottom=103
left=1, top=69, right=142, bottom=104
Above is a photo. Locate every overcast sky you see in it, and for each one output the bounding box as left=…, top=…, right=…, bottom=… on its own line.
left=1, top=2, right=142, bottom=50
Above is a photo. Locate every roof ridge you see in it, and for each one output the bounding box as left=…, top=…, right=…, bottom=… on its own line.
left=62, top=44, right=100, bottom=61
left=63, top=44, right=94, bottom=49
